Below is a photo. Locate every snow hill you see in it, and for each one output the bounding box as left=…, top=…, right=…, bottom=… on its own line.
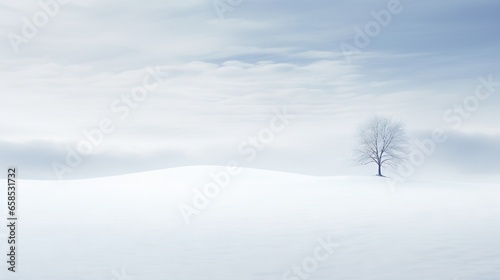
left=1, top=166, right=500, bottom=279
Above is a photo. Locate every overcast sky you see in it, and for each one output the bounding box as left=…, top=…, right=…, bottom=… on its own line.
left=0, top=0, right=499, bottom=180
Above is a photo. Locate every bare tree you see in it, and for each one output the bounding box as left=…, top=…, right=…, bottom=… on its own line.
left=353, top=116, right=409, bottom=177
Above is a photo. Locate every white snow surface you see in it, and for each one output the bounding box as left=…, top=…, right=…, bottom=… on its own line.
left=2, top=166, right=500, bottom=279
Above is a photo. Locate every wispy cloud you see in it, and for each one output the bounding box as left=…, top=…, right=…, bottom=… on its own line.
left=1, top=0, right=499, bottom=179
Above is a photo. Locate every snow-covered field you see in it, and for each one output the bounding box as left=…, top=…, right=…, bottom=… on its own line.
left=2, top=166, right=500, bottom=279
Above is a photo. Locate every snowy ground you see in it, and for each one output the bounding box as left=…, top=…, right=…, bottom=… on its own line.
left=1, top=166, right=499, bottom=279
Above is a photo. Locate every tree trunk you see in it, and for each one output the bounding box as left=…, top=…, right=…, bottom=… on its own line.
left=378, top=164, right=382, bottom=176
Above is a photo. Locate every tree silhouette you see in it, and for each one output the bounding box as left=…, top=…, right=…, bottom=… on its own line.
left=354, top=116, right=409, bottom=176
